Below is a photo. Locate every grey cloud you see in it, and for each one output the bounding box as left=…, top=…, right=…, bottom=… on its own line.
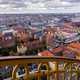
left=0, top=0, right=27, bottom=8
left=61, top=0, right=80, bottom=2
left=0, top=0, right=80, bottom=11
left=0, top=0, right=24, bottom=4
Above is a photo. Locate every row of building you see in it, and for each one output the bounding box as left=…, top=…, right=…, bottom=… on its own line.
left=0, top=18, right=80, bottom=56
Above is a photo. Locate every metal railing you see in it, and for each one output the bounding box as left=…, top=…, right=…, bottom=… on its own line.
left=0, top=56, right=80, bottom=80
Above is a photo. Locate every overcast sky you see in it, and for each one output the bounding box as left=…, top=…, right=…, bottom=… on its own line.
left=0, top=0, right=80, bottom=13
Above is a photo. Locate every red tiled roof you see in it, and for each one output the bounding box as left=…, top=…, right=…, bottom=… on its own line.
left=52, top=47, right=63, bottom=53
left=38, top=50, right=53, bottom=56
left=68, top=42, right=80, bottom=49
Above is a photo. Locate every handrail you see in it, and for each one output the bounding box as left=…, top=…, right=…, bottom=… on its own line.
left=0, top=56, right=80, bottom=80
left=0, top=56, right=80, bottom=63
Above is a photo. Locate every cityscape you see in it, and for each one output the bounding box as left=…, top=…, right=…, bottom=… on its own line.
left=0, top=1, right=80, bottom=79
left=0, top=13, right=80, bottom=80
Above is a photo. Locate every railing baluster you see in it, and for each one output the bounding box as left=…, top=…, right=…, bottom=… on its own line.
left=38, top=63, right=42, bottom=80
left=44, top=63, right=50, bottom=80
left=12, top=65, right=19, bottom=80
left=62, top=63, right=67, bottom=80
left=63, top=63, right=69, bottom=80
left=75, top=65, right=79, bottom=80
left=38, top=63, right=50, bottom=80
left=24, top=64, right=29, bottom=80
left=54, top=62, right=58, bottom=80
left=69, top=63, right=72, bottom=80
left=38, top=71, right=41, bottom=80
